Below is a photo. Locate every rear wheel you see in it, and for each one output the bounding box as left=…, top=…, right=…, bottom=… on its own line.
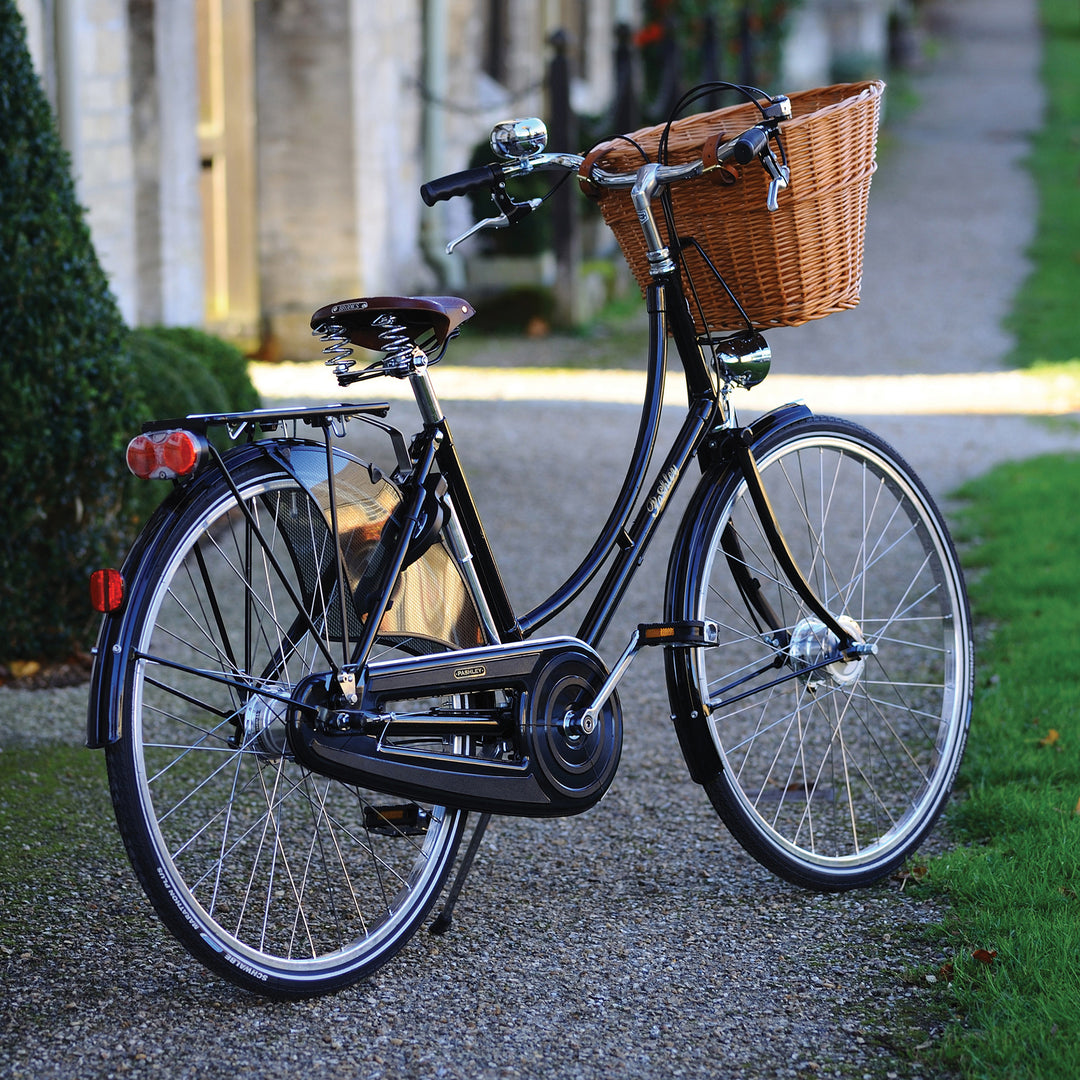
left=670, top=417, right=972, bottom=890
left=105, top=456, right=470, bottom=996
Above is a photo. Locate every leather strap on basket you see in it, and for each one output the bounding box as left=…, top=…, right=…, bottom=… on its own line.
left=702, top=130, right=740, bottom=186
left=577, top=140, right=623, bottom=200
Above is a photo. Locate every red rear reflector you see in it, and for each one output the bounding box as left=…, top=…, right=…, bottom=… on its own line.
left=90, top=568, right=125, bottom=613
left=126, top=429, right=204, bottom=480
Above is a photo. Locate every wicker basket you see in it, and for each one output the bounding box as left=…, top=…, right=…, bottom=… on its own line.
left=582, top=81, right=885, bottom=333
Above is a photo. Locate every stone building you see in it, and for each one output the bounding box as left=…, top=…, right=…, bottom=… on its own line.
left=15, top=0, right=903, bottom=357
left=16, top=0, right=630, bottom=357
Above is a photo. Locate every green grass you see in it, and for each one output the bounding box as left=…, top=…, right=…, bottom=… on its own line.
left=1005, top=0, right=1080, bottom=368
left=0, top=744, right=115, bottom=883
left=920, top=454, right=1080, bottom=1080
left=907, top=3, right=1080, bottom=1072
left=904, top=4, right=1080, bottom=1075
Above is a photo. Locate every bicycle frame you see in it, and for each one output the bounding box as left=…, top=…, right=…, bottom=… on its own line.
left=381, top=270, right=856, bottom=668
left=87, top=234, right=857, bottom=760
left=419, top=279, right=725, bottom=652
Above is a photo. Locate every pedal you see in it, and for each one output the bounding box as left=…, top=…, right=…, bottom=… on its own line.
left=577, top=620, right=720, bottom=736
left=637, top=620, right=719, bottom=647
left=363, top=802, right=430, bottom=836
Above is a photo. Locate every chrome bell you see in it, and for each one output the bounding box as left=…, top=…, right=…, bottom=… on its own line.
left=490, top=118, right=548, bottom=160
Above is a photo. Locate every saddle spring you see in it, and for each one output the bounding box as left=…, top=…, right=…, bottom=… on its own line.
left=315, top=323, right=356, bottom=381
left=373, top=314, right=418, bottom=376
left=313, top=313, right=423, bottom=386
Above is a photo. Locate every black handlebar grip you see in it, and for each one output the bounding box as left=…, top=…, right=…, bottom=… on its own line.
left=420, top=164, right=503, bottom=206
left=732, top=126, right=769, bottom=166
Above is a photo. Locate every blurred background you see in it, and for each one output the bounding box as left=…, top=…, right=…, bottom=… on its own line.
left=14, top=0, right=917, bottom=354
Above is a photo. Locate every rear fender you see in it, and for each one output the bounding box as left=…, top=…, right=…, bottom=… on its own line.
left=85, top=442, right=295, bottom=749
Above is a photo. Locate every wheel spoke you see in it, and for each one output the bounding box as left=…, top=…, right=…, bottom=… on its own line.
left=108, top=461, right=469, bottom=993
left=684, top=420, right=971, bottom=886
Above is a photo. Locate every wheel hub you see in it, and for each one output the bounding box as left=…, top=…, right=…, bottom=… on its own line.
left=243, top=687, right=291, bottom=759
left=789, top=614, right=867, bottom=686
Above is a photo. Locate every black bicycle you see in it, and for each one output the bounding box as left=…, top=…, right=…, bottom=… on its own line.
left=87, top=84, right=972, bottom=998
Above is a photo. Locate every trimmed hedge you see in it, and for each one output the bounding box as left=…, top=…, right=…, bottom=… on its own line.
left=1, top=0, right=136, bottom=660
left=127, top=329, right=230, bottom=424
left=0, top=3, right=259, bottom=660
left=138, top=326, right=260, bottom=415
left=120, top=328, right=261, bottom=526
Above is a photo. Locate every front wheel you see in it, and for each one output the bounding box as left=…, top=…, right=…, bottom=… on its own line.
left=668, top=417, right=973, bottom=890
left=103, top=453, right=470, bottom=996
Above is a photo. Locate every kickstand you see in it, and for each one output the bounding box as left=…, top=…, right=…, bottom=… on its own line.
left=429, top=812, right=491, bottom=935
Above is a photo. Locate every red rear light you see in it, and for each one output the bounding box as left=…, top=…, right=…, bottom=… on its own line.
left=126, top=429, right=206, bottom=480
left=90, top=568, right=125, bottom=613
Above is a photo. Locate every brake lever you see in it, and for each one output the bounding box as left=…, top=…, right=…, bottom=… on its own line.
left=445, top=197, right=543, bottom=255
left=760, top=152, right=790, bottom=212
left=446, top=214, right=506, bottom=255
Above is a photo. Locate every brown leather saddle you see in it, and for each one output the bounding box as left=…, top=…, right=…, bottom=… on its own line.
left=310, top=296, right=475, bottom=355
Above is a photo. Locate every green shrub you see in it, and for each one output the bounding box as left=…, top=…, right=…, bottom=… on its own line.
left=0, top=4, right=262, bottom=661
left=125, top=329, right=231, bottom=423
left=139, top=325, right=260, bottom=413
left=117, top=331, right=232, bottom=532
left=0, top=0, right=138, bottom=660
left=123, top=327, right=261, bottom=461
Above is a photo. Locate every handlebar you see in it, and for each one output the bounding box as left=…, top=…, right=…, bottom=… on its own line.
left=421, top=163, right=504, bottom=206
left=421, top=101, right=792, bottom=253
left=420, top=152, right=588, bottom=206
left=419, top=147, right=711, bottom=203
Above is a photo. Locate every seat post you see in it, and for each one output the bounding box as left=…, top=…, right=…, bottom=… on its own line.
left=408, top=350, right=445, bottom=426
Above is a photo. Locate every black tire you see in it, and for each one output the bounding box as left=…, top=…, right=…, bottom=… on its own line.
left=104, top=453, right=469, bottom=996
left=669, top=417, right=972, bottom=890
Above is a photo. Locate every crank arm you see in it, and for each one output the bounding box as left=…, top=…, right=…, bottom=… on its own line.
left=574, top=621, right=718, bottom=735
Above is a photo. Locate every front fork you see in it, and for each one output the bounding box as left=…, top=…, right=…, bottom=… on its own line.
left=728, top=430, right=860, bottom=659
left=697, top=404, right=864, bottom=662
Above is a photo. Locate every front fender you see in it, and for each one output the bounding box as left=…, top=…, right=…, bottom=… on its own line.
left=663, top=402, right=811, bottom=783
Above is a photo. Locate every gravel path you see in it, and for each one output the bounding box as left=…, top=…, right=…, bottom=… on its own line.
left=4, top=2, right=1078, bottom=1078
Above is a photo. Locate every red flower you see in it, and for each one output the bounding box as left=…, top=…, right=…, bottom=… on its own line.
left=634, top=22, right=665, bottom=47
